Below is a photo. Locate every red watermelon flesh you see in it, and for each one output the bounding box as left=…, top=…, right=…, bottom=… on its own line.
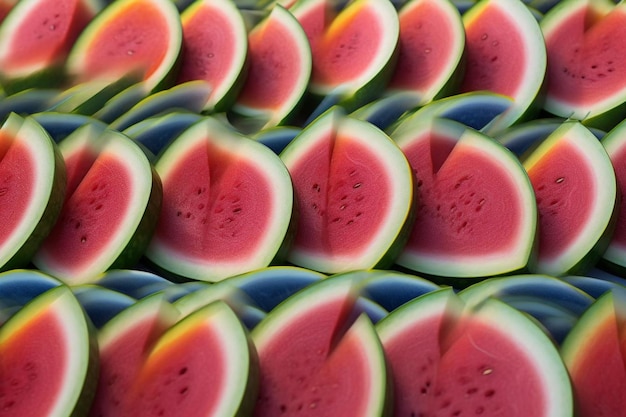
left=388, top=0, right=460, bottom=93
left=0, top=0, right=95, bottom=75
left=544, top=3, right=626, bottom=108
left=402, top=130, right=523, bottom=256
left=606, top=144, right=626, bottom=250
left=156, top=138, right=272, bottom=262
left=253, top=292, right=372, bottom=416
left=0, top=302, right=67, bottom=416
left=0, top=137, right=35, bottom=244
left=527, top=139, right=593, bottom=260
left=75, top=1, right=170, bottom=81
left=460, top=2, right=525, bottom=98
left=40, top=154, right=132, bottom=272
left=291, top=0, right=336, bottom=55
left=289, top=130, right=391, bottom=257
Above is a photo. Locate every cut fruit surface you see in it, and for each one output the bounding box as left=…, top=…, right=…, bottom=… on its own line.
left=280, top=106, right=414, bottom=274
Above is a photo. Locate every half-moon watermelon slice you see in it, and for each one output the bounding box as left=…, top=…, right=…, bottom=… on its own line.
left=541, top=0, right=626, bottom=129
left=0, top=0, right=103, bottom=93
left=386, top=0, right=466, bottom=106
left=145, top=116, right=295, bottom=282
left=460, top=0, right=547, bottom=134
left=176, top=0, right=249, bottom=113
left=560, top=290, right=626, bottom=417
left=280, top=106, right=414, bottom=274
left=229, top=4, right=311, bottom=133
left=0, top=285, right=98, bottom=417
left=0, top=113, right=66, bottom=271
left=522, top=121, right=618, bottom=276
left=32, top=125, right=162, bottom=284
left=251, top=273, right=391, bottom=417
left=376, top=288, right=573, bottom=417
left=65, top=0, right=183, bottom=93
left=392, top=116, right=537, bottom=280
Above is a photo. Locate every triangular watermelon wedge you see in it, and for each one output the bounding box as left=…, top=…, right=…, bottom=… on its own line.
left=0, top=285, right=98, bottom=417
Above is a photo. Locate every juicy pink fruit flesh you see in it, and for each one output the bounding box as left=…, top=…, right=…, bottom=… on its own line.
left=608, top=145, right=626, bottom=249
left=123, top=323, right=226, bottom=417
left=254, top=295, right=371, bottom=416
left=311, top=5, right=383, bottom=86
left=526, top=139, right=593, bottom=260
left=0, top=307, right=67, bottom=416
left=2, top=0, right=94, bottom=72
left=461, top=3, right=525, bottom=98
left=289, top=131, right=391, bottom=257
left=385, top=313, right=546, bottom=416
left=155, top=138, right=272, bottom=261
left=388, top=0, right=457, bottom=91
left=38, top=154, right=132, bottom=272
left=176, top=3, right=238, bottom=89
left=0, top=137, right=35, bottom=243
left=235, top=13, right=304, bottom=111
left=545, top=5, right=626, bottom=106
left=77, top=0, right=169, bottom=81
left=402, top=131, right=523, bottom=256
left=294, top=0, right=335, bottom=55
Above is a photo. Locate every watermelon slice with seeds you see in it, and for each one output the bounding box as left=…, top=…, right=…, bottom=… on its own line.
left=0, top=285, right=98, bottom=417
left=145, top=116, right=295, bottom=282
left=229, top=4, right=312, bottom=133
left=376, top=287, right=573, bottom=417
left=0, top=0, right=103, bottom=93
left=280, top=106, right=414, bottom=274
left=32, top=125, right=162, bottom=284
left=251, top=272, right=391, bottom=417
left=522, top=120, right=618, bottom=276
left=66, top=0, right=183, bottom=93
left=177, top=0, right=249, bottom=113
left=391, top=116, right=537, bottom=281
left=0, top=113, right=66, bottom=271
left=460, top=0, right=547, bottom=134
left=541, top=0, right=626, bottom=130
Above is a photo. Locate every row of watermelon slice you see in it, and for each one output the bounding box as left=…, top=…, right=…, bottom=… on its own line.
left=2, top=265, right=626, bottom=416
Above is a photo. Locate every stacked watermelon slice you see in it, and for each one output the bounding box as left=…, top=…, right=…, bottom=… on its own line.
left=1, top=0, right=626, bottom=415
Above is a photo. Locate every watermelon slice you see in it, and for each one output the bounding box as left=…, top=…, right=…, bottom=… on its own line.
left=0, top=285, right=98, bottom=417
left=599, top=117, right=626, bottom=274
left=280, top=106, right=414, bottom=274
left=176, top=0, right=249, bottom=112
left=522, top=120, right=618, bottom=276
left=386, top=0, right=466, bottom=106
left=65, top=0, right=183, bottom=93
left=391, top=117, right=537, bottom=280
left=251, top=273, right=391, bottom=417
left=229, top=4, right=312, bottom=133
left=145, top=116, right=295, bottom=282
left=376, top=288, right=573, bottom=417
left=0, top=0, right=103, bottom=93
left=32, top=125, right=162, bottom=284
left=541, top=0, right=626, bottom=129
left=0, top=113, right=66, bottom=271
left=460, top=0, right=547, bottom=134
left=560, top=290, right=626, bottom=416
left=292, top=0, right=400, bottom=112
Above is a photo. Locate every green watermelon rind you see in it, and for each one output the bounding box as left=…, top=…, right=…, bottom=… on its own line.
left=0, top=114, right=67, bottom=271
left=463, top=0, right=547, bottom=135
left=540, top=0, right=626, bottom=127
left=180, top=0, right=250, bottom=113
left=32, top=128, right=162, bottom=284
left=251, top=274, right=391, bottom=417
left=145, top=116, right=295, bottom=282
left=392, top=117, right=538, bottom=279
left=280, top=106, right=415, bottom=274
left=0, top=285, right=99, bottom=417
left=65, top=0, right=183, bottom=93
left=376, top=287, right=573, bottom=417
left=230, top=4, right=312, bottom=131
left=522, top=121, right=618, bottom=276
